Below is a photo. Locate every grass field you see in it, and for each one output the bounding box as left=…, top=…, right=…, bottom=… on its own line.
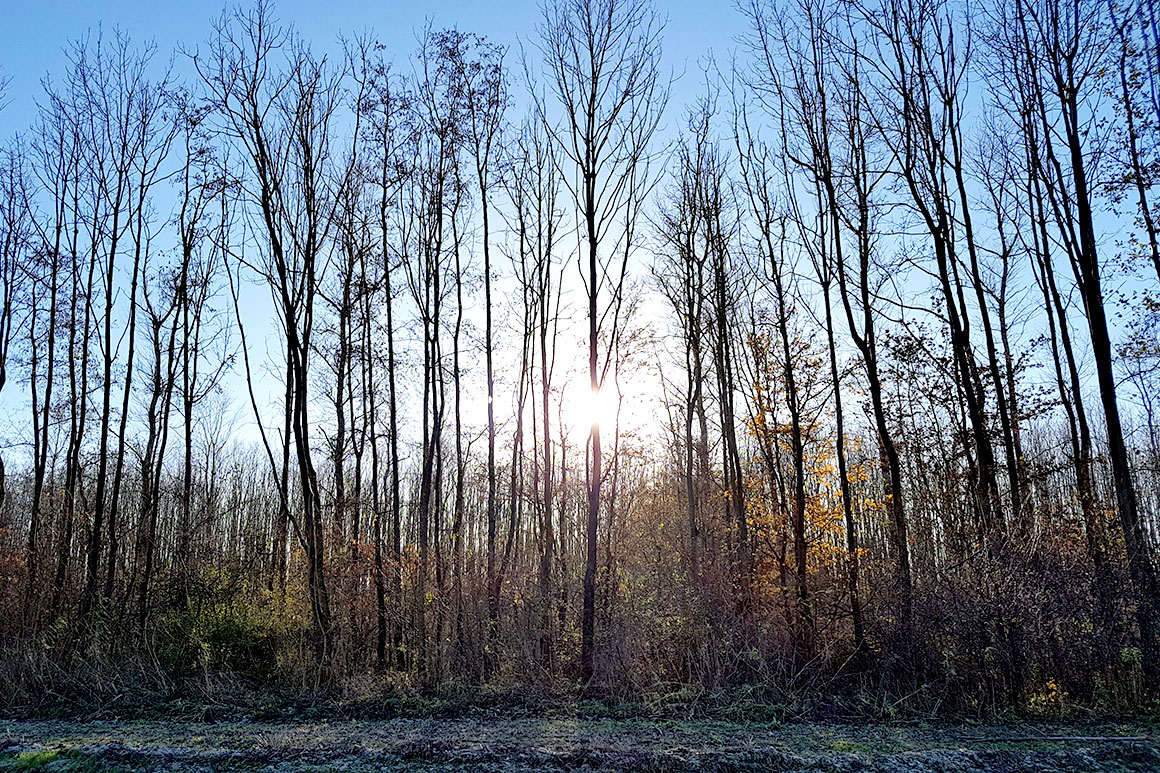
left=2, top=716, right=1158, bottom=771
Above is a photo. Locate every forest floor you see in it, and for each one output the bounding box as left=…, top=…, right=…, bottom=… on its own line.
left=1, top=716, right=1158, bottom=771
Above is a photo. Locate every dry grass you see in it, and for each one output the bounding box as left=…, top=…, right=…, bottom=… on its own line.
left=1, top=716, right=1158, bottom=771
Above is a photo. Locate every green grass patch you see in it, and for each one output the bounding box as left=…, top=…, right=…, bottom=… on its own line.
left=2, top=747, right=124, bottom=772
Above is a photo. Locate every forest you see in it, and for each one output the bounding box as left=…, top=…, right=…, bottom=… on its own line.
left=1, top=0, right=1159, bottom=720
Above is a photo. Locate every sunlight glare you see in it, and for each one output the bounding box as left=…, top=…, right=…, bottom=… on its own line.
left=571, top=384, right=621, bottom=442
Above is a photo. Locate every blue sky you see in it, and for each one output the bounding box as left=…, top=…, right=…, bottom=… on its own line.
left=4, top=0, right=747, bottom=133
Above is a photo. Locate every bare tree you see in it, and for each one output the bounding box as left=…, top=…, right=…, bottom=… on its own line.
left=999, top=0, right=1160, bottom=686
left=735, top=120, right=814, bottom=661
left=196, top=0, right=343, bottom=672
left=504, top=115, right=566, bottom=669
left=744, top=0, right=869, bottom=652
left=354, top=44, right=409, bottom=669
left=171, top=96, right=233, bottom=608
left=45, top=32, right=177, bottom=615
left=436, top=30, right=509, bottom=662
left=401, top=28, right=469, bottom=676
left=539, top=0, right=666, bottom=686
left=0, top=141, right=28, bottom=541
left=653, top=99, right=716, bottom=591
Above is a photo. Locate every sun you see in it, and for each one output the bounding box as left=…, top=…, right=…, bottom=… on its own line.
left=566, top=383, right=623, bottom=444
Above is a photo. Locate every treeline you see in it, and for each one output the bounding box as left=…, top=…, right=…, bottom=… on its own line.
left=1, top=0, right=1159, bottom=712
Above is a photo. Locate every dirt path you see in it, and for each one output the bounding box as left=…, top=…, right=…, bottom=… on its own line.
left=1, top=717, right=1157, bottom=771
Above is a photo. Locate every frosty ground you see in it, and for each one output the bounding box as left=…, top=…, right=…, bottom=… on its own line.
left=2, top=716, right=1158, bottom=771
